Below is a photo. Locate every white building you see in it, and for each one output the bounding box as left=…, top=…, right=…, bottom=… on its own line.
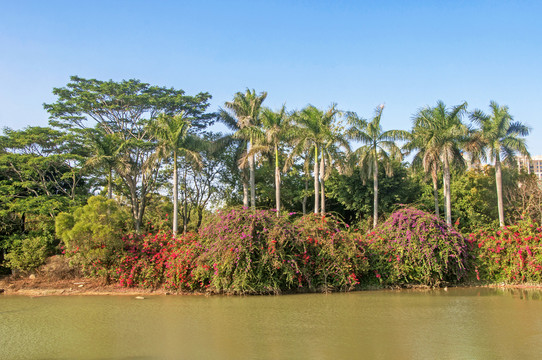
left=517, top=155, right=542, bottom=180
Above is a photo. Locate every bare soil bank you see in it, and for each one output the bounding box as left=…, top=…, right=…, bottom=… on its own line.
left=2, top=274, right=542, bottom=297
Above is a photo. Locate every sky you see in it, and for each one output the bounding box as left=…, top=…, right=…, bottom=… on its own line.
left=1, top=0, right=541, bottom=154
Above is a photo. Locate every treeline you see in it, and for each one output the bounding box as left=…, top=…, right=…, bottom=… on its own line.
left=1, top=75, right=540, bottom=274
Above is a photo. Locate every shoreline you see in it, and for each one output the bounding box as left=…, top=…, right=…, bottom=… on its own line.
left=2, top=275, right=542, bottom=297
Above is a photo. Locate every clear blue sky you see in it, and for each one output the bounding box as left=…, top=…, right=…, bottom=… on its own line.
left=1, top=0, right=540, bottom=154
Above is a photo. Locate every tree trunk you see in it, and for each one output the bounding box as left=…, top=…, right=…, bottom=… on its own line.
left=108, top=166, right=113, bottom=199
left=432, top=170, right=439, bottom=217
left=443, top=155, right=452, bottom=226
left=196, top=206, right=204, bottom=230
left=320, top=153, right=325, bottom=214
left=172, top=151, right=178, bottom=236
left=314, top=145, right=319, bottom=214
left=274, top=144, right=280, bottom=216
left=249, top=138, right=256, bottom=210
left=183, top=167, right=188, bottom=233
left=302, top=177, right=308, bottom=215
left=495, top=155, right=505, bottom=227
left=373, top=156, right=379, bottom=229
left=242, top=168, right=249, bottom=208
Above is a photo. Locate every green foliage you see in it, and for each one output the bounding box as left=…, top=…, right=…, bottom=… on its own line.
left=450, top=168, right=499, bottom=231
left=55, top=196, right=131, bottom=272
left=45, top=76, right=214, bottom=230
left=326, top=162, right=422, bottom=224
left=0, top=126, right=88, bottom=219
left=4, top=233, right=53, bottom=272
left=361, top=207, right=469, bottom=286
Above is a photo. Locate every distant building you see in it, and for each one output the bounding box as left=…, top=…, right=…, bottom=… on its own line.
left=517, top=155, right=542, bottom=180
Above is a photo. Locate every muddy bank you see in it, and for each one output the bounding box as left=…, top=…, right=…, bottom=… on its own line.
left=0, top=275, right=173, bottom=296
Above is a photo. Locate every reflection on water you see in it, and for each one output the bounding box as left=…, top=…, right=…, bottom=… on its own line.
left=1, top=288, right=542, bottom=359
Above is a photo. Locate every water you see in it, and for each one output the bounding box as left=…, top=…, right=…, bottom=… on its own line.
left=1, top=288, right=542, bottom=359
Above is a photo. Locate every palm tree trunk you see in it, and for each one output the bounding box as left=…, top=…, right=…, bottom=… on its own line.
left=172, top=150, right=178, bottom=236
left=249, top=137, right=256, bottom=210
left=314, top=145, right=319, bottom=214
left=183, top=167, right=188, bottom=233
left=443, top=155, right=452, bottom=226
left=274, top=144, right=280, bottom=216
left=373, top=157, right=378, bottom=229
left=108, top=166, right=113, bottom=200
left=432, top=170, right=439, bottom=217
left=495, top=155, right=505, bottom=227
left=242, top=168, right=249, bottom=208
left=320, top=153, right=325, bottom=214
left=302, top=177, right=308, bottom=215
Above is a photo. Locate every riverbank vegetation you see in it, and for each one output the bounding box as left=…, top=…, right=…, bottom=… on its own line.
left=1, top=76, right=541, bottom=293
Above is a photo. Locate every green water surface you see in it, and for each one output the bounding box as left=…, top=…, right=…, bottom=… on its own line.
left=1, top=288, right=541, bottom=359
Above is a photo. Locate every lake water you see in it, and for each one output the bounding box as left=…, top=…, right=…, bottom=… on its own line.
left=1, top=288, right=541, bottom=359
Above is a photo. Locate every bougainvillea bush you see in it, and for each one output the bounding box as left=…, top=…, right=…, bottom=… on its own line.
left=467, top=218, right=542, bottom=284
left=361, top=208, right=469, bottom=286
left=78, top=208, right=370, bottom=294
left=192, top=208, right=369, bottom=294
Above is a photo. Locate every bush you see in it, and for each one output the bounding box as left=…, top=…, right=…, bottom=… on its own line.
left=192, top=208, right=369, bottom=294
left=4, top=233, right=52, bottom=272
left=55, top=196, right=131, bottom=273
left=102, top=231, right=201, bottom=290
left=361, top=207, right=469, bottom=286
left=467, top=218, right=542, bottom=284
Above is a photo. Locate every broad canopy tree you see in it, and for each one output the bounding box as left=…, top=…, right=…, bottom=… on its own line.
left=44, top=76, right=213, bottom=231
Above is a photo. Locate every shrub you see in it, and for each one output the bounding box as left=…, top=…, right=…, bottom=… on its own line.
left=361, top=207, right=469, bottom=286
left=291, top=213, right=369, bottom=291
left=467, top=218, right=542, bottom=284
left=4, top=233, right=52, bottom=272
left=192, top=208, right=369, bottom=294
left=55, top=196, right=131, bottom=273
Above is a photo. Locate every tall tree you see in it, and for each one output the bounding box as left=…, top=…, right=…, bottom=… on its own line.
left=288, top=104, right=342, bottom=214
left=469, top=101, right=530, bottom=227
left=223, top=89, right=267, bottom=210
left=246, top=106, right=290, bottom=215
left=0, top=127, right=88, bottom=231
left=347, top=105, right=409, bottom=228
left=152, top=112, right=202, bottom=236
left=403, top=124, right=441, bottom=217
left=44, top=76, right=213, bottom=231
left=218, top=109, right=250, bottom=207
left=413, top=101, right=469, bottom=226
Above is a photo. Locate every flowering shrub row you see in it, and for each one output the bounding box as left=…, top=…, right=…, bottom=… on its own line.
left=467, top=218, right=542, bottom=284
left=66, top=207, right=542, bottom=293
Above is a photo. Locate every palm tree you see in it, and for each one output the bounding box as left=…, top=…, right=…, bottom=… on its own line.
left=347, top=105, right=409, bottom=228
left=224, top=89, right=267, bottom=210
left=85, top=127, right=121, bottom=199
left=244, top=106, right=290, bottom=215
left=218, top=109, right=250, bottom=207
left=470, top=101, right=530, bottom=227
left=288, top=104, right=341, bottom=214
left=153, top=112, right=202, bottom=236
left=319, top=121, right=350, bottom=213
left=403, top=125, right=441, bottom=217
left=413, top=101, right=469, bottom=226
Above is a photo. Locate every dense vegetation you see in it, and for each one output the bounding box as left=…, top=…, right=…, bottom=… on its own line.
left=2, top=75, right=541, bottom=291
